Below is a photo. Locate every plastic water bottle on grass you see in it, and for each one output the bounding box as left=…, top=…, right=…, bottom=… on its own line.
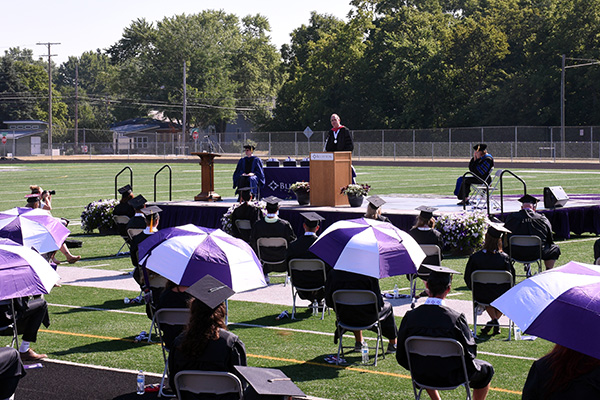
left=361, top=342, right=369, bottom=364
left=137, top=370, right=145, bottom=395
left=514, top=326, right=522, bottom=341
left=393, top=284, right=399, bottom=299
left=312, top=299, right=318, bottom=316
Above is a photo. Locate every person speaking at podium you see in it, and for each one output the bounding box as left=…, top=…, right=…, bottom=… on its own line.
left=325, top=113, right=354, bottom=152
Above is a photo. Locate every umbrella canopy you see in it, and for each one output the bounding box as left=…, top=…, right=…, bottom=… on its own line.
left=0, top=207, right=70, bottom=254
left=492, top=261, right=600, bottom=359
left=0, top=239, right=60, bottom=301
left=309, top=218, right=425, bottom=279
left=138, top=224, right=266, bottom=293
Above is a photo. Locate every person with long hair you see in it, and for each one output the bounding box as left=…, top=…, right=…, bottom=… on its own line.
left=409, top=206, right=444, bottom=266
left=522, top=344, right=600, bottom=399
left=464, top=221, right=515, bottom=335
left=168, top=276, right=246, bottom=399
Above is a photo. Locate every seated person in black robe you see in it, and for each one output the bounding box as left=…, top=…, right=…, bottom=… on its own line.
left=396, top=265, right=494, bottom=400
left=286, top=212, right=331, bottom=305
left=232, top=144, right=265, bottom=198
left=504, top=194, right=561, bottom=270
left=464, top=221, right=515, bottom=335
left=325, top=269, right=398, bottom=354
left=457, top=143, right=494, bottom=205
left=156, top=280, right=192, bottom=350
left=250, top=196, right=296, bottom=279
left=0, top=297, right=49, bottom=361
left=168, top=276, right=246, bottom=400
left=364, top=195, right=391, bottom=223
left=113, top=184, right=135, bottom=238
left=127, top=194, right=148, bottom=266
left=230, top=188, right=262, bottom=243
left=0, top=347, right=26, bottom=399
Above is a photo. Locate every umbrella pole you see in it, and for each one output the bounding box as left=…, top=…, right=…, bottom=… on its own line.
left=10, top=298, right=19, bottom=350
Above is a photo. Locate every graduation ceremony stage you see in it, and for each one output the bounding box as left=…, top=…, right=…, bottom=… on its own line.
left=154, top=192, right=600, bottom=240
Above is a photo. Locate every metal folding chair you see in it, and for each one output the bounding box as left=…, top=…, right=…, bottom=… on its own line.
left=174, top=370, right=243, bottom=399
left=405, top=336, right=472, bottom=400
left=0, top=299, right=19, bottom=349
left=288, top=258, right=329, bottom=319
left=113, top=215, right=130, bottom=255
left=234, top=219, right=252, bottom=243
left=256, top=237, right=289, bottom=285
left=471, top=169, right=503, bottom=210
left=471, top=270, right=514, bottom=340
left=509, top=235, right=543, bottom=278
left=332, top=290, right=385, bottom=366
left=153, top=308, right=191, bottom=398
left=127, top=228, right=144, bottom=241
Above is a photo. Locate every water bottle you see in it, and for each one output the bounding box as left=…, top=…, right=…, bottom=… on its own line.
left=312, top=299, right=318, bottom=316
left=136, top=370, right=145, bottom=395
left=361, top=342, right=369, bottom=364
left=514, top=326, right=522, bottom=341
left=393, top=284, right=399, bottom=299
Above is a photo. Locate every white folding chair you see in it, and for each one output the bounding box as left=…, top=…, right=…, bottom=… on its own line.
left=234, top=219, right=252, bottom=242
left=509, top=235, right=543, bottom=278
left=405, top=336, right=472, bottom=400
left=0, top=299, right=19, bottom=349
left=471, top=169, right=503, bottom=210
left=153, top=308, right=191, bottom=397
left=471, top=270, right=514, bottom=340
left=256, top=237, right=289, bottom=285
left=174, top=370, right=243, bottom=400
left=332, top=290, right=385, bottom=366
left=113, top=215, right=130, bottom=255
left=288, top=258, right=329, bottom=319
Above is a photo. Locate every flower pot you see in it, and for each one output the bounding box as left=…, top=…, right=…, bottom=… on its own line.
left=347, top=194, right=364, bottom=207
left=294, top=189, right=310, bottom=205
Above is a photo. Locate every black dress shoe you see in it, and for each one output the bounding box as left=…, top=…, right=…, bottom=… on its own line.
left=480, top=320, right=494, bottom=335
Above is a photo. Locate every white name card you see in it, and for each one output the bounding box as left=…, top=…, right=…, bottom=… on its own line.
left=310, top=152, right=334, bottom=161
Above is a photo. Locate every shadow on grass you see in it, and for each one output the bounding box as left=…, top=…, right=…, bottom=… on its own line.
left=52, top=336, right=150, bottom=356
left=51, top=299, right=146, bottom=315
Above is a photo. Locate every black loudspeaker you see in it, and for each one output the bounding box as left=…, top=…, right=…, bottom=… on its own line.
left=543, top=186, right=569, bottom=208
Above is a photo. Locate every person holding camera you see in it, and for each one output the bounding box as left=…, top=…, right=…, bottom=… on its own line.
left=30, top=185, right=53, bottom=211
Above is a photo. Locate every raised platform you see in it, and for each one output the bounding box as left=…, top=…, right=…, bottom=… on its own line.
left=154, top=193, right=600, bottom=240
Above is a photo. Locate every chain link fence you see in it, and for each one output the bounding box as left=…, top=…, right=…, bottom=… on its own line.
left=4, top=125, right=600, bottom=160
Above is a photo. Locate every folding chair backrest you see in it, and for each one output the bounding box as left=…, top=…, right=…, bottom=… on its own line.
left=113, top=215, right=130, bottom=225
left=509, top=235, right=542, bottom=262
left=127, top=228, right=144, bottom=241
left=256, top=237, right=288, bottom=263
left=235, top=219, right=252, bottom=231
left=332, top=290, right=379, bottom=328
left=471, top=270, right=513, bottom=305
left=174, top=370, right=243, bottom=399
left=154, top=308, right=191, bottom=327
left=419, top=244, right=441, bottom=266
left=289, top=258, right=326, bottom=272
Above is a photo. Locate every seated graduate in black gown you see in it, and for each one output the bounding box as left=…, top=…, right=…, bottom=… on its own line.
left=286, top=212, right=331, bottom=304
left=464, top=220, right=515, bottom=336
left=168, top=275, right=246, bottom=400
left=409, top=206, right=444, bottom=265
left=113, top=184, right=135, bottom=238
left=0, top=297, right=49, bottom=361
left=232, top=144, right=265, bottom=198
left=229, top=188, right=262, bottom=243
left=0, top=347, right=26, bottom=400
left=156, top=280, right=193, bottom=350
left=364, top=195, right=390, bottom=223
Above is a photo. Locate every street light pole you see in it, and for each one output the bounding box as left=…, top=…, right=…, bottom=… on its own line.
left=560, top=54, right=600, bottom=158
left=37, top=42, right=60, bottom=155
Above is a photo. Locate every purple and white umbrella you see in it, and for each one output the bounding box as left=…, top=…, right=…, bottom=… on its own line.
left=0, top=239, right=60, bottom=301
left=492, top=261, right=600, bottom=359
left=138, top=224, right=266, bottom=293
left=0, top=207, right=70, bottom=254
left=309, top=218, right=425, bottom=279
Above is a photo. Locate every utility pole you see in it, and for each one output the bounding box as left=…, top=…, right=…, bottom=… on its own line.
left=75, top=62, right=79, bottom=149
left=37, top=42, right=60, bottom=154
left=182, top=60, right=187, bottom=156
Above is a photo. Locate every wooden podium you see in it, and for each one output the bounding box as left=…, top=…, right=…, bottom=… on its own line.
left=191, top=152, right=221, bottom=201
left=309, top=151, right=352, bottom=206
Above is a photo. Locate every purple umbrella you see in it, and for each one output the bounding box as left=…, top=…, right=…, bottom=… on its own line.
left=309, top=218, right=425, bottom=279
left=492, top=261, right=600, bottom=358
left=0, top=239, right=60, bottom=301
left=138, top=224, right=266, bottom=292
left=0, top=207, right=70, bottom=254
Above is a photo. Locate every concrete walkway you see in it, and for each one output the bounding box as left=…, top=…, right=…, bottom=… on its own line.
left=56, top=265, right=510, bottom=326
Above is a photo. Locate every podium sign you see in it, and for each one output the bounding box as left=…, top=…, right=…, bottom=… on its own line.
left=191, top=152, right=222, bottom=201
left=309, top=151, right=352, bottom=206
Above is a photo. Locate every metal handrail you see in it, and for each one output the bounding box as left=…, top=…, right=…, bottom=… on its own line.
left=114, top=166, right=133, bottom=199
left=153, top=164, right=172, bottom=202
left=498, top=170, right=527, bottom=215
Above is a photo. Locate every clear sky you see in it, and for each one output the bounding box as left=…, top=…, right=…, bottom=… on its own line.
left=1, top=0, right=353, bottom=65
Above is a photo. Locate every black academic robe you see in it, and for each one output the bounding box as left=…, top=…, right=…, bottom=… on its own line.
left=504, top=209, right=561, bottom=260
left=0, top=347, right=25, bottom=399
left=232, top=156, right=265, bottom=196
left=325, top=126, right=354, bottom=152
left=0, top=297, right=48, bottom=343
left=464, top=250, right=515, bottom=304
left=168, top=329, right=246, bottom=400
left=250, top=217, right=296, bottom=271
left=458, top=154, right=494, bottom=200
left=408, top=227, right=444, bottom=265
left=286, top=233, right=331, bottom=301
left=113, top=201, right=135, bottom=237
left=522, top=355, right=600, bottom=400
left=396, top=303, right=487, bottom=388
left=230, top=203, right=262, bottom=242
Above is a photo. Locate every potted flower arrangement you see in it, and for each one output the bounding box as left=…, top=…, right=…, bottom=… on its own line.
left=340, top=183, right=371, bottom=207
left=81, top=199, right=119, bottom=234
left=435, top=211, right=487, bottom=255
left=289, top=181, right=310, bottom=205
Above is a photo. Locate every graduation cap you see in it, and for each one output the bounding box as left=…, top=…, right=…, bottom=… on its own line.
left=421, top=264, right=461, bottom=287
left=367, top=195, right=386, bottom=209
left=25, top=193, right=40, bottom=203
left=300, top=212, right=324, bottom=228
left=128, top=195, right=147, bottom=210
left=243, top=144, right=255, bottom=151
left=140, top=205, right=162, bottom=216
left=487, top=218, right=510, bottom=239
left=473, top=143, right=487, bottom=151
left=234, top=366, right=305, bottom=399
left=263, top=196, right=281, bottom=212
left=518, top=194, right=539, bottom=204
left=185, top=275, right=235, bottom=310
left=416, top=205, right=438, bottom=220
left=118, top=184, right=132, bottom=195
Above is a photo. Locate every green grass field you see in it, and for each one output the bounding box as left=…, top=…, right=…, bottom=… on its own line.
left=2, top=161, right=599, bottom=399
